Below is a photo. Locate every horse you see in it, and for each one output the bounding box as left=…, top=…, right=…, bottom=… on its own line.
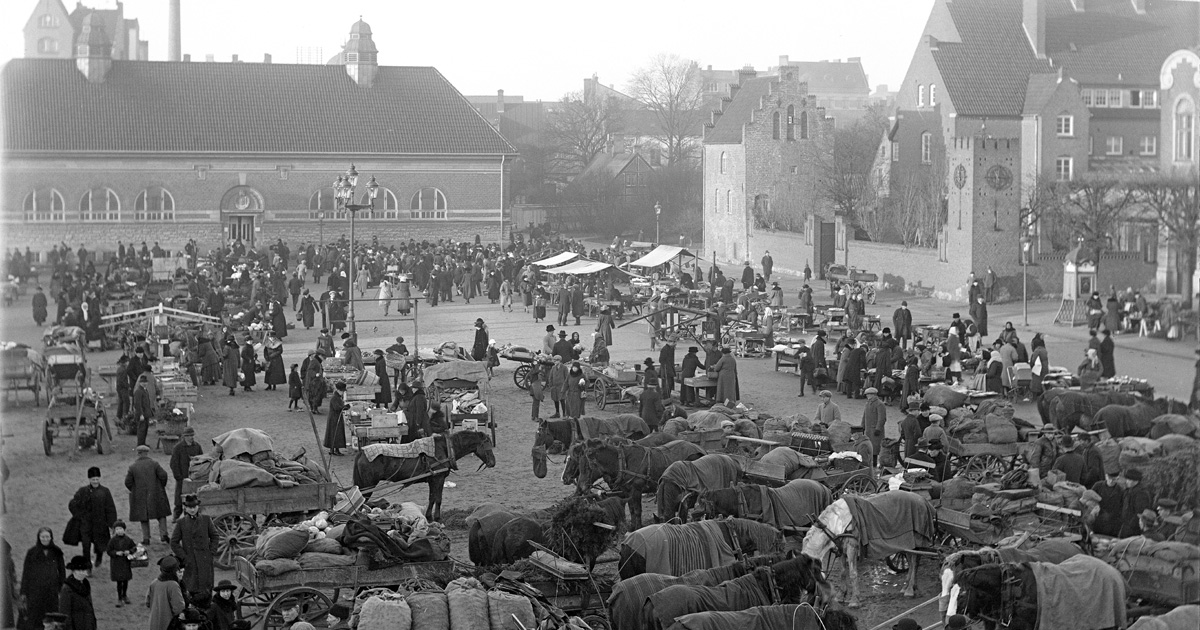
left=618, top=518, right=784, bottom=580
left=691, top=480, right=833, bottom=537
left=1128, top=605, right=1200, bottom=630
left=800, top=491, right=937, bottom=608
left=351, top=430, right=495, bottom=521
left=955, top=555, right=1126, bottom=630
left=561, top=434, right=681, bottom=495
left=1092, top=398, right=1183, bottom=438
left=536, top=418, right=575, bottom=454
left=665, top=605, right=859, bottom=630
left=607, top=555, right=786, bottom=630
left=939, top=540, right=1083, bottom=616
left=585, top=438, right=707, bottom=529
left=656, top=454, right=742, bottom=524
left=1049, top=390, right=1140, bottom=433
left=644, top=557, right=834, bottom=630
left=466, top=495, right=626, bottom=568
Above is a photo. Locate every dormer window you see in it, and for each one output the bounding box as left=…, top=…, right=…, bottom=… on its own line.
left=346, top=52, right=358, bottom=63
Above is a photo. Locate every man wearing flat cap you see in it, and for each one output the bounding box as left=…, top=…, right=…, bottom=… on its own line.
left=169, top=427, right=203, bottom=520
left=171, top=493, right=218, bottom=600
left=68, top=466, right=117, bottom=570
left=1118, top=468, right=1153, bottom=538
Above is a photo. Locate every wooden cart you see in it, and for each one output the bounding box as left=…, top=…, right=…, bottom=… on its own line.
left=592, top=367, right=640, bottom=410
left=2, top=344, right=45, bottom=405
left=945, top=436, right=1030, bottom=482
left=182, top=480, right=339, bottom=569
left=425, top=361, right=497, bottom=445
left=234, top=555, right=453, bottom=629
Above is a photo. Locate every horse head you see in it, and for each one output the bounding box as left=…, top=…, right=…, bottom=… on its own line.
left=771, top=555, right=835, bottom=608
left=955, top=564, right=1005, bottom=619
left=819, top=608, right=860, bottom=630
left=562, top=442, right=584, bottom=487
left=725, top=517, right=782, bottom=557
left=800, top=500, right=847, bottom=572
left=451, top=430, right=495, bottom=471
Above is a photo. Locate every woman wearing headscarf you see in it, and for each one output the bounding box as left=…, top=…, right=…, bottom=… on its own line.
left=569, top=332, right=583, bottom=360
left=263, top=336, right=286, bottom=391
left=221, top=339, right=239, bottom=396
left=565, top=363, right=586, bottom=419
left=19, top=528, right=64, bottom=630
left=1077, top=348, right=1103, bottom=388
left=341, top=334, right=364, bottom=372
left=590, top=335, right=610, bottom=367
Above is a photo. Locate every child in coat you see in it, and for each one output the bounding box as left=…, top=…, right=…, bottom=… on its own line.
left=288, top=364, right=303, bottom=411
left=105, top=521, right=136, bottom=606
left=528, top=367, right=544, bottom=421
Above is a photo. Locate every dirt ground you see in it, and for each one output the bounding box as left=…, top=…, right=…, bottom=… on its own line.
left=3, top=264, right=1192, bottom=630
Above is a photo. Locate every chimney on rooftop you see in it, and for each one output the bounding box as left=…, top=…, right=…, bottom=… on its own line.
left=168, top=0, right=181, bottom=62
left=231, top=54, right=238, bottom=62
left=737, top=66, right=757, bottom=86
left=497, top=89, right=505, bottom=115
left=779, top=55, right=790, bottom=67
left=183, top=53, right=190, bottom=62
left=263, top=53, right=271, bottom=63
left=1023, top=0, right=1047, bottom=58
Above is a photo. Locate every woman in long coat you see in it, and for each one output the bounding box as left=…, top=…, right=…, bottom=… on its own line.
left=197, top=336, right=220, bottom=385
left=263, top=337, right=286, bottom=390
left=269, top=302, right=287, bottom=339
left=377, top=279, right=394, bottom=316
left=305, top=355, right=326, bottom=412
left=19, top=528, right=64, bottom=630
left=146, top=557, right=184, bottom=630
left=323, top=382, right=347, bottom=455
left=564, top=363, right=586, bottom=418
left=402, top=383, right=430, bottom=442
left=472, top=319, right=489, bottom=362
left=297, top=290, right=317, bottom=329
left=596, top=308, right=615, bottom=346
left=221, top=339, right=240, bottom=395
left=239, top=340, right=257, bottom=392
left=372, top=352, right=392, bottom=407
left=396, top=276, right=412, bottom=315
left=711, top=347, right=740, bottom=405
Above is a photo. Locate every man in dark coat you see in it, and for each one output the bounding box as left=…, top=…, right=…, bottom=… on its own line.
left=169, top=428, right=203, bottom=520
left=324, top=382, right=347, bottom=456
left=892, top=301, right=913, bottom=350
left=1098, top=329, right=1116, bottom=378
left=32, top=287, right=48, bottom=326
left=557, top=285, right=571, bottom=326
left=1118, top=468, right=1153, bottom=537
left=372, top=351, right=392, bottom=407
left=843, top=339, right=867, bottom=398
left=240, top=339, right=257, bottom=392
left=570, top=285, right=585, bottom=325
left=124, top=445, right=171, bottom=545
left=68, top=467, right=117, bottom=570
left=552, top=331, right=574, bottom=364
left=899, top=403, right=923, bottom=461
left=679, top=346, right=702, bottom=406
left=862, top=388, right=887, bottom=467
left=760, top=251, right=773, bottom=282
left=658, top=337, right=677, bottom=397
left=170, top=494, right=218, bottom=600
left=131, top=373, right=156, bottom=447
left=1051, top=436, right=1085, bottom=484
left=970, top=297, right=989, bottom=340
left=740, top=261, right=754, bottom=290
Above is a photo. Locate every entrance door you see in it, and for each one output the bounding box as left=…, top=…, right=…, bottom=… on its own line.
left=817, top=221, right=836, bottom=278
left=228, top=216, right=254, bottom=247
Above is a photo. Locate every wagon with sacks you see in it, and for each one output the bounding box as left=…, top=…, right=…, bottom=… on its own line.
left=425, top=361, right=498, bottom=444
left=233, top=555, right=454, bottom=629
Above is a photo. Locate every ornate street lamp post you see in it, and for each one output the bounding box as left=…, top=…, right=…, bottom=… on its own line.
left=333, top=164, right=379, bottom=335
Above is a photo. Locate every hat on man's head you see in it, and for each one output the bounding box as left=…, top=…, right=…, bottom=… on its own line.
left=1123, top=468, right=1143, bottom=482
left=1140, top=509, right=1158, bottom=521
left=945, top=615, right=969, bottom=630
left=952, top=313, right=961, bottom=319
left=558, top=330, right=567, bottom=337
left=182, top=427, right=195, bottom=436
left=87, top=466, right=101, bottom=478
left=1041, top=423, right=1058, bottom=434
left=864, top=387, right=879, bottom=395
left=688, top=346, right=699, bottom=353
left=66, top=556, right=91, bottom=571
left=328, top=602, right=351, bottom=620
left=1157, top=498, right=1178, bottom=510
left=135, top=444, right=151, bottom=453
left=214, top=579, right=235, bottom=592
left=893, top=619, right=921, bottom=630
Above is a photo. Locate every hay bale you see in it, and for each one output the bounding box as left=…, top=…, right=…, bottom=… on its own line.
left=359, top=595, right=412, bottom=630
left=407, top=591, right=450, bottom=630
left=487, top=590, right=535, bottom=630
left=445, top=577, right=489, bottom=630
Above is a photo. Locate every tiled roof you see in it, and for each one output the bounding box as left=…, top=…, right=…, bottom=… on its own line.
left=576, top=151, right=643, bottom=182
left=784, top=61, right=871, bottom=95
left=1044, top=0, right=1199, bottom=86
left=931, top=0, right=1054, bottom=117
left=704, top=77, right=776, bottom=144
left=2, top=59, right=517, bottom=156
left=1022, top=72, right=1061, bottom=115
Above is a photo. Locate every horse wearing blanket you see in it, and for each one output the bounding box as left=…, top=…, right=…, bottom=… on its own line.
left=618, top=518, right=783, bottom=580
left=666, top=604, right=859, bottom=630
left=656, top=454, right=741, bottom=523
left=606, top=556, right=784, bottom=630
left=954, top=554, right=1126, bottom=630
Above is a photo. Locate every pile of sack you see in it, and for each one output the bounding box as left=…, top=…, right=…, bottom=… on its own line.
left=353, top=576, right=595, bottom=630
left=1094, top=432, right=1196, bottom=475
left=187, top=429, right=327, bottom=490
left=946, top=399, right=1021, bottom=446
left=447, top=390, right=488, bottom=415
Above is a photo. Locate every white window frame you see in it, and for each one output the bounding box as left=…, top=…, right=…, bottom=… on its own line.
left=1176, top=97, right=1195, bottom=163
left=1056, top=115, right=1074, bottom=137
left=918, top=85, right=925, bottom=107
left=37, top=37, right=58, bottom=54
left=920, top=132, right=932, bottom=164
left=23, top=189, right=64, bottom=222
left=39, top=14, right=58, bottom=27
left=80, top=188, right=120, bottom=221
left=135, top=187, right=175, bottom=221
left=363, top=188, right=398, bottom=219
left=1055, top=156, right=1074, bottom=181
left=929, top=84, right=937, bottom=107
left=1081, top=89, right=1093, bottom=107
left=1108, top=89, right=1123, bottom=108
left=719, top=152, right=727, bottom=174
left=891, top=141, right=900, bottom=162
left=1105, top=136, right=1123, bottom=155
left=410, top=187, right=447, bottom=219
left=1093, top=90, right=1108, bottom=107
left=1139, top=136, right=1157, bottom=155
left=726, top=190, right=732, bottom=215
left=1143, top=90, right=1158, bottom=109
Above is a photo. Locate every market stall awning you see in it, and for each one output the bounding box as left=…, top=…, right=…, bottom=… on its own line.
left=629, top=245, right=695, bottom=268
left=530, top=251, right=579, bottom=267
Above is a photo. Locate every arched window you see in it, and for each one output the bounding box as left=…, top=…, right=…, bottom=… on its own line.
left=772, top=112, right=781, bottom=140
left=134, top=187, right=175, bottom=221
left=39, top=14, right=59, bottom=27
left=725, top=190, right=732, bottom=215
left=37, top=38, right=58, bottom=54
left=309, top=188, right=340, bottom=219
left=362, top=188, right=398, bottom=219
left=719, top=152, right=727, bottom=174
left=800, top=111, right=809, bottom=139
left=410, top=187, right=447, bottom=219
left=786, top=105, right=796, bottom=140
left=930, top=84, right=937, bottom=107
left=918, top=85, right=926, bottom=107
left=1176, top=97, right=1195, bottom=162
left=79, top=187, right=119, bottom=221
left=23, top=188, right=64, bottom=222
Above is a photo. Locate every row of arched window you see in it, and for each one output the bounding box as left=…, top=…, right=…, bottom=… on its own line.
left=771, top=106, right=809, bottom=141
left=24, top=187, right=175, bottom=222
left=308, top=186, right=447, bottom=220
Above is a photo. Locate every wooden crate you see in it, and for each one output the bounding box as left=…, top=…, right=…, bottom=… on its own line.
left=679, top=428, right=724, bottom=451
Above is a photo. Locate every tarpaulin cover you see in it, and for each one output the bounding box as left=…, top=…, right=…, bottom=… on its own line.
left=423, top=361, right=488, bottom=384
left=530, top=251, right=579, bottom=267
left=212, top=428, right=274, bottom=459
left=629, top=245, right=694, bottom=268
left=1030, top=554, right=1126, bottom=630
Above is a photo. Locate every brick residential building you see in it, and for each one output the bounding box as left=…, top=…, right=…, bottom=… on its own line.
left=2, top=18, right=516, bottom=257
left=24, top=0, right=148, bottom=61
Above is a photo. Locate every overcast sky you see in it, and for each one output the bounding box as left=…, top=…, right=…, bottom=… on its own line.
left=7, top=0, right=936, bottom=99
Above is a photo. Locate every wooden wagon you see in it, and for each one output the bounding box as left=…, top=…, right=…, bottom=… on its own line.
left=181, top=479, right=340, bottom=569
left=945, top=435, right=1032, bottom=482
left=234, top=555, right=453, bottom=629
left=2, top=344, right=45, bottom=405
left=592, top=366, right=640, bottom=410
left=425, top=361, right=497, bottom=444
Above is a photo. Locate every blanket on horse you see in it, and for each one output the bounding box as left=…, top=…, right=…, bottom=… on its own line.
left=648, top=572, right=770, bottom=630
left=668, top=604, right=822, bottom=630
left=1030, top=554, right=1125, bottom=630
left=578, top=414, right=651, bottom=440
left=842, top=491, right=936, bottom=559
left=607, top=562, right=748, bottom=630
left=758, top=480, right=831, bottom=531
left=660, top=454, right=740, bottom=495
left=993, top=539, right=1082, bottom=564
left=641, top=441, right=708, bottom=477
left=623, top=521, right=736, bottom=576
left=362, top=436, right=437, bottom=461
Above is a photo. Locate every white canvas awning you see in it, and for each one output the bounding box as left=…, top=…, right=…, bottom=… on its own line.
left=530, top=251, right=579, bottom=267
left=629, top=245, right=695, bottom=268
left=543, top=260, right=612, bottom=275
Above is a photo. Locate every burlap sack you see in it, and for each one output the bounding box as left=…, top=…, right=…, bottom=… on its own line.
left=486, top=590, right=535, bottom=630
left=407, top=591, right=450, bottom=630
left=359, top=595, right=412, bottom=630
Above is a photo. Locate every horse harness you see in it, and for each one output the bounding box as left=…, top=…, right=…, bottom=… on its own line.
left=382, top=434, right=457, bottom=485
left=720, top=519, right=746, bottom=561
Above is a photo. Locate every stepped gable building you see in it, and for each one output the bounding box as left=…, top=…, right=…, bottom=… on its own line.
left=24, top=0, right=148, bottom=61
left=2, top=17, right=516, bottom=255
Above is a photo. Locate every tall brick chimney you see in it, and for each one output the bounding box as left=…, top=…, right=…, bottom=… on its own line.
left=737, top=66, right=757, bottom=86
left=497, top=89, right=505, bottom=115
left=1023, top=0, right=1047, bottom=59
left=168, top=0, right=181, bottom=62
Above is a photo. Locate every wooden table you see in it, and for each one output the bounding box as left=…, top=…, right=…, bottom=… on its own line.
left=683, top=375, right=718, bottom=406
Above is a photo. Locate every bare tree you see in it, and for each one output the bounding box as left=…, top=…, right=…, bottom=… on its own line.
left=1136, top=175, right=1200, bottom=302
left=1055, top=174, right=1140, bottom=274
left=627, top=54, right=705, bottom=166
left=544, top=91, right=624, bottom=173
left=813, top=115, right=888, bottom=230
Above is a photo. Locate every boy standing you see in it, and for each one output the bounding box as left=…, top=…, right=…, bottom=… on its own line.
left=105, top=521, right=135, bottom=606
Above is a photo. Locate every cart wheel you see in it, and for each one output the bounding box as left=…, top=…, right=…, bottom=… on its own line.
left=594, top=381, right=607, bottom=409
left=489, top=409, right=497, bottom=446
left=42, top=420, right=53, bottom=456
left=582, top=614, right=611, bottom=630
left=213, top=513, right=259, bottom=570
left=264, top=587, right=332, bottom=629
left=514, top=364, right=532, bottom=391
left=961, top=454, right=1007, bottom=482
left=836, top=473, right=879, bottom=498
left=885, top=552, right=909, bottom=574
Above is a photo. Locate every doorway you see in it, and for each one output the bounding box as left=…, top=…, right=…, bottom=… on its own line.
left=228, top=216, right=254, bottom=247
left=817, top=221, right=836, bottom=278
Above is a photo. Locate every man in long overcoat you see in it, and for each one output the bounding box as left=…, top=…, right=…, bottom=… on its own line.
left=679, top=346, right=702, bottom=406
left=131, top=373, right=156, bottom=447
left=324, top=382, right=347, bottom=456
left=168, top=428, right=203, bottom=520
left=570, top=285, right=585, bottom=325
left=862, top=388, right=888, bottom=468
left=170, top=494, right=217, bottom=599
left=68, top=467, right=117, bottom=569
left=125, top=445, right=171, bottom=545
left=557, top=285, right=571, bottom=326
left=221, top=339, right=240, bottom=396
left=892, top=301, right=913, bottom=349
